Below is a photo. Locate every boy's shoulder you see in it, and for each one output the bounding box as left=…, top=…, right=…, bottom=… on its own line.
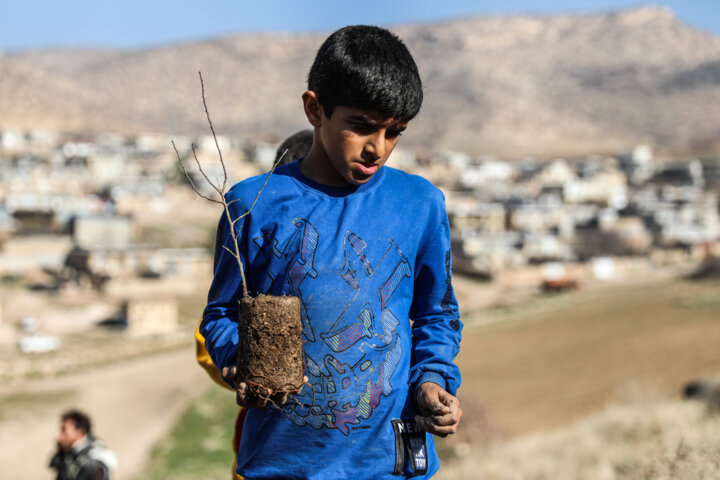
left=225, top=164, right=445, bottom=210
left=382, top=166, right=445, bottom=201
left=225, top=163, right=295, bottom=201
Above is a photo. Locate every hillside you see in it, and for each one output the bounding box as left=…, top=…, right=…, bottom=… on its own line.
left=2, top=6, right=720, bottom=157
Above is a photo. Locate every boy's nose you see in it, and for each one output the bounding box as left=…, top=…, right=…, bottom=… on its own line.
left=365, top=133, right=386, bottom=160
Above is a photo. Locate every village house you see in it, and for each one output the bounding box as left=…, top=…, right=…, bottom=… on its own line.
left=0, top=129, right=26, bottom=154
left=72, top=214, right=134, bottom=250
left=653, top=194, right=719, bottom=247
left=563, top=164, right=628, bottom=209
left=448, top=202, right=506, bottom=233
left=451, top=230, right=524, bottom=278
left=507, top=194, right=568, bottom=234
left=456, top=159, right=516, bottom=190
left=618, top=145, right=655, bottom=185
left=521, top=232, right=574, bottom=263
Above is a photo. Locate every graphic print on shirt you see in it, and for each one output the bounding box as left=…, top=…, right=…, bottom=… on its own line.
left=254, top=220, right=410, bottom=435
left=253, top=218, right=320, bottom=341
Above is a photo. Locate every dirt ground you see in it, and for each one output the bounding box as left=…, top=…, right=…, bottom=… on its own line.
left=456, top=276, right=720, bottom=438
left=0, top=346, right=212, bottom=480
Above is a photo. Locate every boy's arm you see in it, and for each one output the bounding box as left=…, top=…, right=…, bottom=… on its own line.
left=195, top=319, right=234, bottom=391
left=201, top=212, right=245, bottom=386
left=409, top=198, right=463, bottom=430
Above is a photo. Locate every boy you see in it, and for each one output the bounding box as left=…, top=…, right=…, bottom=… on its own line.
left=202, top=25, right=462, bottom=479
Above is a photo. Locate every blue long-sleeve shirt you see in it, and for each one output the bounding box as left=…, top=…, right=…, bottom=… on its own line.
left=202, top=161, right=462, bottom=479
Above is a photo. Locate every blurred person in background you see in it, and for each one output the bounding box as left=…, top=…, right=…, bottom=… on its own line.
left=49, top=409, right=117, bottom=480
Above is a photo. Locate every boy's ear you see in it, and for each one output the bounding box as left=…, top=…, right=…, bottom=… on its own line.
left=302, top=90, right=323, bottom=128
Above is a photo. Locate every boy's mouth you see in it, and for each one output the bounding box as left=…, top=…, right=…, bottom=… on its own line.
left=355, top=161, right=379, bottom=176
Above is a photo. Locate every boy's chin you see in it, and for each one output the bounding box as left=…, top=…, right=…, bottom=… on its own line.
left=346, top=172, right=376, bottom=185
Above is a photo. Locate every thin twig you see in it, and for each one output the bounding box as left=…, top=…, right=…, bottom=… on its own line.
left=199, top=71, right=228, bottom=192
left=191, top=143, right=224, bottom=197
left=221, top=245, right=241, bottom=262
left=172, top=141, right=222, bottom=204
left=230, top=150, right=286, bottom=230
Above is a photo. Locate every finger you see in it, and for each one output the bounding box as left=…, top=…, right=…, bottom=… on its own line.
left=427, top=423, right=458, bottom=436
left=428, top=401, right=451, bottom=416
left=222, top=366, right=237, bottom=381
left=414, top=415, right=452, bottom=437
left=236, top=382, right=248, bottom=406
left=427, top=410, right=460, bottom=427
left=415, top=415, right=459, bottom=436
left=414, top=415, right=436, bottom=434
left=443, top=396, right=460, bottom=417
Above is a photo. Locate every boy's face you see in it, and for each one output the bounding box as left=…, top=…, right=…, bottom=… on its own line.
left=302, top=91, right=408, bottom=186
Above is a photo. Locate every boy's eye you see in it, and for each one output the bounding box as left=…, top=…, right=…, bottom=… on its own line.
left=386, top=128, right=403, bottom=139
left=350, top=122, right=375, bottom=134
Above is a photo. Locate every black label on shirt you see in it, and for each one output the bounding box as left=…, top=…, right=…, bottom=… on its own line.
left=391, top=419, right=428, bottom=477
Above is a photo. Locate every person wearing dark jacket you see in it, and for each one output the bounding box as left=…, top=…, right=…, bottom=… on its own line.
left=49, top=410, right=117, bottom=480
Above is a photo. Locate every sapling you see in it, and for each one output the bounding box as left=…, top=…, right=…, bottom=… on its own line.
left=173, top=72, right=305, bottom=405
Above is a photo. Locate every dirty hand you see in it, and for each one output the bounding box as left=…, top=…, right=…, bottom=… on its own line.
left=222, top=366, right=307, bottom=409
left=414, top=382, right=462, bottom=437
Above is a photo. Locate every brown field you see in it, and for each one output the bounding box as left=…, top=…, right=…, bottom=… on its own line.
left=454, top=276, right=720, bottom=439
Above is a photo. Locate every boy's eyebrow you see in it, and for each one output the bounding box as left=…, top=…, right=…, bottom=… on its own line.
left=349, top=115, right=407, bottom=130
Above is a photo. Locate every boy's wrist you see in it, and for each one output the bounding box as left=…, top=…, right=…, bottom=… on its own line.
left=414, top=372, right=448, bottom=395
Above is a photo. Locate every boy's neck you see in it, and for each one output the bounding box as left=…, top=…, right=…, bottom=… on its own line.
left=300, top=147, right=352, bottom=187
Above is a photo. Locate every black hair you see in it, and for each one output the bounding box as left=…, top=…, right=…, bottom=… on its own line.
left=307, top=25, right=423, bottom=122
left=62, top=409, right=92, bottom=435
left=275, top=129, right=313, bottom=166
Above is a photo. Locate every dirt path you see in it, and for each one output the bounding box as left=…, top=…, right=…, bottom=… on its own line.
left=0, top=345, right=210, bottom=480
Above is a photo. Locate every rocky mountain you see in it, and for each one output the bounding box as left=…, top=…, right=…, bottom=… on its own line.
left=2, top=6, right=719, bottom=157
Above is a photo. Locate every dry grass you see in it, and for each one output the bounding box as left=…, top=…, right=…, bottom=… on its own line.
left=436, top=401, right=720, bottom=479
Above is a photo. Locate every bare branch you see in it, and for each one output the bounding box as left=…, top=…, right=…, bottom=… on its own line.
left=225, top=149, right=289, bottom=212
left=172, top=140, right=222, bottom=204
left=199, top=71, right=228, bottom=192
left=172, top=72, right=282, bottom=299
left=191, top=144, right=224, bottom=197
left=221, top=244, right=240, bottom=262
left=232, top=149, right=287, bottom=227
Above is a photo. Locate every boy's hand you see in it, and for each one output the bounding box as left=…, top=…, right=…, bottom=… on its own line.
left=222, top=366, right=307, bottom=409
left=414, top=382, right=462, bottom=437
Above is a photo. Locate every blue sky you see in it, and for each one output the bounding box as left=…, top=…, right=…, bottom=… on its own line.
left=0, top=0, right=718, bottom=51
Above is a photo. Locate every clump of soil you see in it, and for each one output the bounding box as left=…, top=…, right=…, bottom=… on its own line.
left=237, top=295, right=305, bottom=399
